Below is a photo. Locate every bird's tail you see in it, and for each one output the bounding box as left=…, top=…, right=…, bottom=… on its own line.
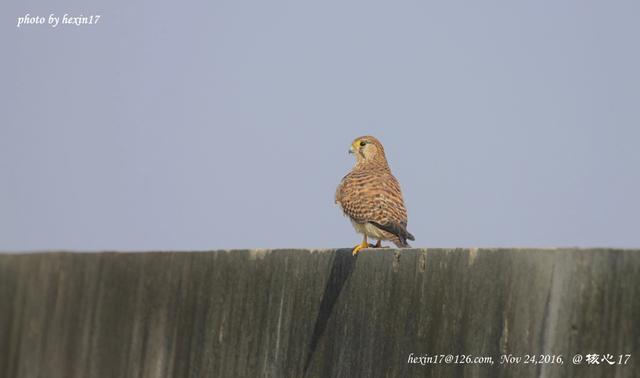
left=393, top=238, right=410, bottom=248
left=370, top=221, right=415, bottom=248
left=392, top=233, right=414, bottom=248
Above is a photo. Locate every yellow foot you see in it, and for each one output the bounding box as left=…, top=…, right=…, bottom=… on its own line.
left=352, top=241, right=369, bottom=256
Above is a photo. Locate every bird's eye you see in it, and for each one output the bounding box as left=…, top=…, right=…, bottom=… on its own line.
left=359, top=141, right=366, bottom=147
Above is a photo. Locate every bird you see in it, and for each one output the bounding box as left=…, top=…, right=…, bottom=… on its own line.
left=335, top=135, right=414, bottom=255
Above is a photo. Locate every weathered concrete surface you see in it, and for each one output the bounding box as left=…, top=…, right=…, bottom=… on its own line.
left=0, top=249, right=638, bottom=378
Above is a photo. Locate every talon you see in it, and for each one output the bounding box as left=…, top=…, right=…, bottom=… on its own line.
left=352, top=239, right=369, bottom=256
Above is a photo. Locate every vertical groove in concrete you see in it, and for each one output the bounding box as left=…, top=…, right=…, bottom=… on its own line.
left=0, top=249, right=638, bottom=377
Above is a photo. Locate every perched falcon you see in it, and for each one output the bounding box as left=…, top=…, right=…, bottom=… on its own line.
left=335, top=135, right=415, bottom=255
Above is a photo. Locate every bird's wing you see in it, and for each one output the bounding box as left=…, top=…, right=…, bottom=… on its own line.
left=366, top=173, right=414, bottom=242
left=335, top=171, right=370, bottom=223
left=334, top=173, right=349, bottom=204
left=338, top=169, right=409, bottom=231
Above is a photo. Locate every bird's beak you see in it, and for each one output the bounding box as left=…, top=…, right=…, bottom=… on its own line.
left=349, top=145, right=354, bottom=154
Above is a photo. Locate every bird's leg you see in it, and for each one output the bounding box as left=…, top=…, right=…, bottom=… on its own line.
left=374, top=240, right=382, bottom=248
left=352, top=235, right=368, bottom=256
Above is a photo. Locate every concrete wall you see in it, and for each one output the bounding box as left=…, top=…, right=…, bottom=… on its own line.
left=0, top=248, right=638, bottom=377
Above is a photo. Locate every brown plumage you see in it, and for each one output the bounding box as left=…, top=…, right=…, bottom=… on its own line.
left=335, top=136, right=414, bottom=255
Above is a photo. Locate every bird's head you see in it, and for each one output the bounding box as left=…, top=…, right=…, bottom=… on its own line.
left=349, top=135, right=387, bottom=164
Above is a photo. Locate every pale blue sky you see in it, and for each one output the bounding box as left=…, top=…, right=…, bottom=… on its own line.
left=2, top=0, right=639, bottom=251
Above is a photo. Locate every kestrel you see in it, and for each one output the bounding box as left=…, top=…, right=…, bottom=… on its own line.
left=335, top=136, right=415, bottom=255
